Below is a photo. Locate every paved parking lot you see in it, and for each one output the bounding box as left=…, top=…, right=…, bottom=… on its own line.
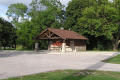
left=0, top=50, right=119, bottom=79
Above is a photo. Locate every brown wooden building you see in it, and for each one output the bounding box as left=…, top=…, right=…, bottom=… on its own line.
left=35, top=28, right=88, bottom=52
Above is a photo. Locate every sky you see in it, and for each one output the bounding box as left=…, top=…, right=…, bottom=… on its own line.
left=0, top=0, right=71, bottom=21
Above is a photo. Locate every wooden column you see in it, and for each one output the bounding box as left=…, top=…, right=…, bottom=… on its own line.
left=71, top=40, right=75, bottom=52
left=62, top=40, right=66, bottom=53
left=48, top=41, right=52, bottom=50
left=48, top=41, right=50, bottom=51
left=35, top=42, right=39, bottom=52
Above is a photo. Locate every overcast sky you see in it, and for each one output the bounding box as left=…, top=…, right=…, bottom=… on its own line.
left=0, top=0, right=71, bottom=21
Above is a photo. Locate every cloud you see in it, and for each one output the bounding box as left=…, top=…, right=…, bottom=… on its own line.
left=0, top=0, right=32, bottom=7
left=0, top=0, right=71, bottom=7
left=0, top=15, right=12, bottom=21
left=60, top=0, right=71, bottom=7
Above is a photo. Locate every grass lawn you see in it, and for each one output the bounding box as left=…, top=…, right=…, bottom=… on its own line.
left=104, top=54, right=120, bottom=64
left=4, top=70, right=120, bottom=80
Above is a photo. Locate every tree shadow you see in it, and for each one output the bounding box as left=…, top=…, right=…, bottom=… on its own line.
left=61, top=62, right=106, bottom=80
left=36, top=50, right=62, bottom=54
left=0, top=50, right=61, bottom=58
left=62, top=53, right=119, bottom=80
left=0, top=50, right=34, bottom=58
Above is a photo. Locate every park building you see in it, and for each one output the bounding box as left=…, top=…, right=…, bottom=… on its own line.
left=35, top=28, right=88, bottom=52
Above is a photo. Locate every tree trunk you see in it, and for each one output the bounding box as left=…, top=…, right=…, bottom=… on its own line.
left=112, top=33, right=120, bottom=51
left=113, top=41, right=119, bottom=51
left=4, top=46, right=6, bottom=50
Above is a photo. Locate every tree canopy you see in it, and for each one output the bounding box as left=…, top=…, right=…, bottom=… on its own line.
left=6, top=3, right=28, bottom=22
left=5, top=0, right=120, bottom=51
left=65, top=0, right=120, bottom=50
left=0, top=18, right=16, bottom=49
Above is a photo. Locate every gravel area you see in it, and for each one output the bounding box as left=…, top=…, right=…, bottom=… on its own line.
left=0, top=50, right=119, bottom=79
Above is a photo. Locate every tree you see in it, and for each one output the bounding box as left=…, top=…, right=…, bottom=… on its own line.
left=65, top=0, right=120, bottom=50
left=16, top=21, right=34, bottom=49
left=6, top=3, right=28, bottom=22
left=65, top=0, right=97, bottom=30
left=29, top=0, right=65, bottom=27
left=0, top=18, right=16, bottom=49
left=112, top=0, right=120, bottom=50
left=76, top=2, right=120, bottom=50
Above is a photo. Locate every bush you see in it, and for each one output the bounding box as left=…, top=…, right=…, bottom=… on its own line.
left=16, top=45, right=24, bottom=50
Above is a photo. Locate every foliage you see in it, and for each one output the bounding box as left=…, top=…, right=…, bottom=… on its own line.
left=4, top=70, right=120, bottom=80
left=0, top=18, right=16, bottom=49
left=16, top=21, right=34, bottom=49
left=29, top=0, right=65, bottom=29
left=6, top=3, right=28, bottom=22
left=16, top=20, right=48, bottom=49
left=65, top=0, right=97, bottom=29
left=77, top=5, right=118, bottom=37
left=65, top=0, right=120, bottom=50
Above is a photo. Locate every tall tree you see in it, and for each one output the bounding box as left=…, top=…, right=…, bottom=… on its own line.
left=65, top=0, right=120, bottom=50
left=112, top=0, right=120, bottom=50
left=77, top=1, right=120, bottom=50
left=29, top=0, right=65, bottom=26
left=6, top=3, right=28, bottom=22
left=29, top=0, right=65, bottom=34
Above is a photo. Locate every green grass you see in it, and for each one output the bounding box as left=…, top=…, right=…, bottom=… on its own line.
left=4, top=70, right=120, bottom=80
left=104, top=54, right=120, bottom=64
left=15, top=45, right=33, bottom=51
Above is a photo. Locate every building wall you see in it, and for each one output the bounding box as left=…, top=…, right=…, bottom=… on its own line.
left=49, top=40, right=86, bottom=52
left=74, top=40, right=86, bottom=51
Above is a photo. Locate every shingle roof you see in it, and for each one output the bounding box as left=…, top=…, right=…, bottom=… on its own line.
left=46, top=28, right=88, bottom=40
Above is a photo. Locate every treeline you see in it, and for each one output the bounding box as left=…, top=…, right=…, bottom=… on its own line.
left=1, top=0, right=120, bottom=51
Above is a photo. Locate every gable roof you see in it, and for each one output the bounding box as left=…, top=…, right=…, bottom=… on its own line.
left=37, top=28, right=88, bottom=40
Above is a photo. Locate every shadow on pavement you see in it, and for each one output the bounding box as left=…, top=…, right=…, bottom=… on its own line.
left=62, top=53, right=119, bottom=80
left=0, top=50, right=34, bottom=58
left=62, top=62, right=106, bottom=80
left=0, top=50, right=56, bottom=58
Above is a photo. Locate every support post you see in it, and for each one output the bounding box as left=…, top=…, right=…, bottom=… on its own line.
left=35, top=42, right=39, bottom=52
left=62, top=40, right=66, bottom=53
left=48, top=41, right=52, bottom=51
left=71, top=40, right=75, bottom=52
